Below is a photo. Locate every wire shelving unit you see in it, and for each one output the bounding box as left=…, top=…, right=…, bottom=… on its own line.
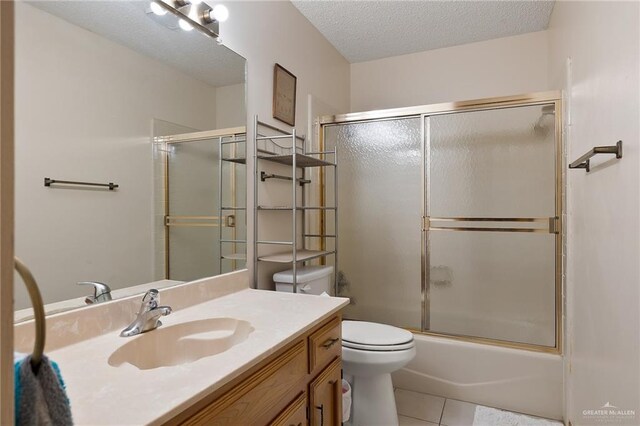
left=253, top=116, right=338, bottom=293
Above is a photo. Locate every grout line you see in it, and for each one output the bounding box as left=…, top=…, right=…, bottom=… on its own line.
left=401, top=414, right=435, bottom=423
left=439, top=398, right=447, bottom=426
left=395, top=387, right=448, bottom=402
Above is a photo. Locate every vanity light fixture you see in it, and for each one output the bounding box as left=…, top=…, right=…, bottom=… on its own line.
left=211, top=5, right=228, bottom=22
left=147, top=0, right=228, bottom=40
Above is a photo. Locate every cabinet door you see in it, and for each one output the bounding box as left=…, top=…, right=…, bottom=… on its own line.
left=309, top=358, right=341, bottom=426
left=270, top=392, right=307, bottom=426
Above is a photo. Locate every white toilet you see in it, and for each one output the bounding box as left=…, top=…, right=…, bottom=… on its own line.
left=342, top=320, right=416, bottom=426
left=272, top=270, right=415, bottom=425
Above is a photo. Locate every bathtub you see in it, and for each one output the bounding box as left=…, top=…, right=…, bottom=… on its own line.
left=391, top=332, right=564, bottom=421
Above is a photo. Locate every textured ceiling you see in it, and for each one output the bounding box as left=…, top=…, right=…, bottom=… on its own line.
left=292, top=1, right=555, bottom=63
left=28, top=1, right=245, bottom=87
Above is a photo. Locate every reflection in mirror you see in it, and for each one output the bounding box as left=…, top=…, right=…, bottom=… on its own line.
left=154, top=127, right=247, bottom=282
left=14, top=1, right=246, bottom=321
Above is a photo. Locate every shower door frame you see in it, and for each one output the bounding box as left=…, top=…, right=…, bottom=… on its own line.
left=318, top=91, right=564, bottom=354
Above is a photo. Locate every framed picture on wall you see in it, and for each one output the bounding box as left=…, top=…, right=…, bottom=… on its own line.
left=273, top=63, right=297, bottom=126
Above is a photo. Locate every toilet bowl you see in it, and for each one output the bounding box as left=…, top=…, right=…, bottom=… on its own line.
left=342, top=320, right=416, bottom=426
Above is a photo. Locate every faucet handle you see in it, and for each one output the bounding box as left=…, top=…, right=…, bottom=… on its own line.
left=140, top=289, right=160, bottom=311
left=78, top=281, right=112, bottom=304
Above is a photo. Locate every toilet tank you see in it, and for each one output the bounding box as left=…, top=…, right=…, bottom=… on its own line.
left=273, top=266, right=334, bottom=295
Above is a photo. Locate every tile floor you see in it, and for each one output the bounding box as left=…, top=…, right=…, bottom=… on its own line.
left=395, top=388, right=563, bottom=426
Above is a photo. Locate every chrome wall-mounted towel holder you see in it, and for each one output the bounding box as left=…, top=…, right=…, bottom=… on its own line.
left=260, top=171, right=311, bottom=186
left=569, top=140, right=623, bottom=172
left=14, top=257, right=46, bottom=372
left=44, top=177, right=119, bottom=190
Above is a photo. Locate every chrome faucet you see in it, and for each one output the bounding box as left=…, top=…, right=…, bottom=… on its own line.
left=120, top=289, right=172, bottom=337
left=78, top=281, right=112, bottom=304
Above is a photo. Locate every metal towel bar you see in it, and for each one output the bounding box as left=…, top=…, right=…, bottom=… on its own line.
left=14, top=257, right=46, bottom=372
left=569, top=141, right=622, bottom=172
left=44, top=177, right=119, bottom=190
left=260, top=171, right=310, bottom=185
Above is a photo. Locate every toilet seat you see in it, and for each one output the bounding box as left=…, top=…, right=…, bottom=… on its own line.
left=342, top=340, right=415, bottom=351
left=342, top=320, right=415, bottom=352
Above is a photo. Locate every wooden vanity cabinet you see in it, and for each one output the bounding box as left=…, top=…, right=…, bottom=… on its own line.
left=271, top=392, right=307, bottom=426
left=166, top=313, right=343, bottom=426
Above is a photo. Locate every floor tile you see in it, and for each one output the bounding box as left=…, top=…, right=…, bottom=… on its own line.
left=440, top=399, right=478, bottom=426
left=395, top=388, right=445, bottom=424
left=398, top=415, right=438, bottom=426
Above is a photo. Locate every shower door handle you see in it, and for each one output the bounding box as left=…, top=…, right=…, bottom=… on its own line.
left=225, top=215, right=236, bottom=227
left=424, top=216, right=559, bottom=234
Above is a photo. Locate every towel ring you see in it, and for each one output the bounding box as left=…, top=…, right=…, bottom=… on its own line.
left=14, top=257, right=46, bottom=371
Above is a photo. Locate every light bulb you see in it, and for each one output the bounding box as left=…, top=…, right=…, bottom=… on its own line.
left=150, top=1, right=167, bottom=15
left=179, top=18, right=194, bottom=31
left=212, top=4, right=229, bottom=22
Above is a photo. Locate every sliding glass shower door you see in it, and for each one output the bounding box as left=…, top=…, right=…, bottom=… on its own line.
left=323, top=92, right=562, bottom=351
left=425, top=104, right=559, bottom=348
left=166, top=139, right=221, bottom=281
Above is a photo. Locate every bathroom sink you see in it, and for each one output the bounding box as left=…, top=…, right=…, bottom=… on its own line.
left=108, top=317, right=254, bottom=370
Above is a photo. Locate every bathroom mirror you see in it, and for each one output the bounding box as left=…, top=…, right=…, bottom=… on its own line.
left=14, top=1, right=247, bottom=320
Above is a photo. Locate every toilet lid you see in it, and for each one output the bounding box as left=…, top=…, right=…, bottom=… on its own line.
left=342, top=320, right=414, bottom=350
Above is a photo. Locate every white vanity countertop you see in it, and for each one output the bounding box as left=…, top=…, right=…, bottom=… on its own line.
left=28, top=281, right=348, bottom=425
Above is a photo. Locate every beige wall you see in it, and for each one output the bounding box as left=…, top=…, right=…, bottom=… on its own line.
left=221, top=2, right=350, bottom=135
left=220, top=1, right=351, bottom=289
left=14, top=3, right=218, bottom=308
left=547, top=1, right=640, bottom=424
left=350, top=31, right=549, bottom=112
left=215, top=83, right=246, bottom=129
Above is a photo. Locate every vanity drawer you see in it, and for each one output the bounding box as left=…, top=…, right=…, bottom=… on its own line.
left=182, top=340, right=308, bottom=426
left=308, top=317, right=341, bottom=373
left=270, top=392, right=307, bottom=426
